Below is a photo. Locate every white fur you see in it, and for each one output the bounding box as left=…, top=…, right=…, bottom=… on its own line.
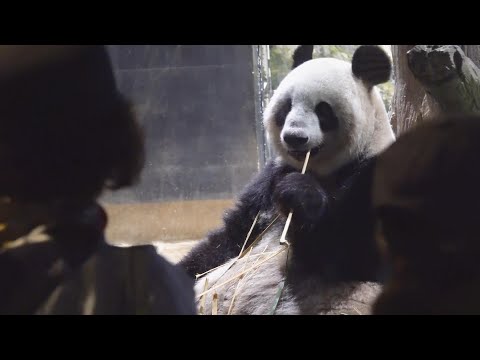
left=263, top=58, right=395, bottom=177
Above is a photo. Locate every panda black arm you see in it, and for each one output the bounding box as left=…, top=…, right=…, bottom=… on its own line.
left=179, top=161, right=294, bottom=278
left=278, top=158, right=382, bottom=282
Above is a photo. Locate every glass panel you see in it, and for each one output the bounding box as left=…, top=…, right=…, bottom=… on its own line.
left=101, top=45, right=264, bottom=262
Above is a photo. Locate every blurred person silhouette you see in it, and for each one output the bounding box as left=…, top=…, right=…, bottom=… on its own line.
left=0, top=45, right=196, bottom=314
left=371, top=114, right=480, bottom=315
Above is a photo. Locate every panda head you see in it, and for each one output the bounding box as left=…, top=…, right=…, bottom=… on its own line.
left=264, top=45, right=395, bottom=176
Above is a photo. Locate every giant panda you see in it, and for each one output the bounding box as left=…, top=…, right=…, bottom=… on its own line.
left=179, top=45, right=396, bottom=315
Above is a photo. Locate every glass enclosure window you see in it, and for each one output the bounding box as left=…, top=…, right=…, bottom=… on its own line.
left=101, top=45, right=266, bottom=262
left=101, top=45, right=393, bottom=263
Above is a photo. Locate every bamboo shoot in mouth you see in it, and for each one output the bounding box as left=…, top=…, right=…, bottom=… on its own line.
left=279, top=150, right=311, bottom=245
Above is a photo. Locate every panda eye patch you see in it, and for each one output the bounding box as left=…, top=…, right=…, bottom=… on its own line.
left=275, top=98, right=292, bottom=127
left=315, top=101, right=339, bottom=132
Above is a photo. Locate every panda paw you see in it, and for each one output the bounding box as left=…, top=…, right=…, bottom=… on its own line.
left=273, top=172, right=328, bottom=226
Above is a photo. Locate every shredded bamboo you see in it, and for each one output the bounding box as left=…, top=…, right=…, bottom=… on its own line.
left=196, top=246, right=287, bottom=299
left=212, top=292, right=218, bottom=315
left=227, top=247, right=254, bottom=314
left=198, top=278, right=209, bottom=315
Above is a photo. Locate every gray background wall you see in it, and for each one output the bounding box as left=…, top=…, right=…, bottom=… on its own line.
left=101, top=45, right=261, bottom=204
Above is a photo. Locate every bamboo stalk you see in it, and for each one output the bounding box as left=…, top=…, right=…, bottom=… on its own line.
left=238, top=211, right=260, bottom=257
left=195, top=211, right=260, bottom=281
left=238, top=214, right=280, bottom=259
left=279, top=151, right=311, bottom=244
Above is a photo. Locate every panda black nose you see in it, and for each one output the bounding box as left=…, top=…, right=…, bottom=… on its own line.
left=283, top=134, right=309, bottom=147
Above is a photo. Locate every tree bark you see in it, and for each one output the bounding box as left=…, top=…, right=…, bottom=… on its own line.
left=407, top=45, right=480, bottom=114
left=390, top=45, right=441, bottom=136
left=462, top=46, right=480, bottom=68
left=391, top=45, right=480, bottom=136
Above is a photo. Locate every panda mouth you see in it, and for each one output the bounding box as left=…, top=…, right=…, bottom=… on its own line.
left=288, top=144, right=323, bottom=161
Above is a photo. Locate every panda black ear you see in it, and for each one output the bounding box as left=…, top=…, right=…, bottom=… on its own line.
left=292, top=45, right=314, bottom=69
left=352, top=45, right=392, bottom=87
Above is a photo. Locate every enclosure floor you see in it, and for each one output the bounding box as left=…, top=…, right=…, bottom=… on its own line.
left=153, top=239, right=198, bottom=263
left=102, top=199, right=232, bottom=264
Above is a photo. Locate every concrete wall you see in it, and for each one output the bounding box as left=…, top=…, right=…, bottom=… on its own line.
left=103, top=45, right=259, bottom=204
left=101, top=45, right=261, bottom=245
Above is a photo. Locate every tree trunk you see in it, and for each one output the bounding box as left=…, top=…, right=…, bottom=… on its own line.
left=390, top=45, right=441, bottom=136
left=462, top=46, right=480, bottom=68
left=407, top=45, right=480, bottom=114
left=391, top=45, right=480, bottom=136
